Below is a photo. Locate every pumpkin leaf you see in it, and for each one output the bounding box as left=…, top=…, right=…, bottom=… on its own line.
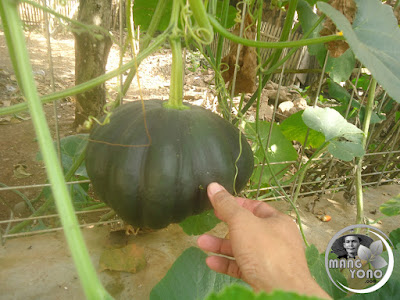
left=244, top=121, right=298, bottom=187
left=99, top=243, right=147, bottom=273
left=150, top=247, right=248, bottom=300
left=179, top=210, right=221, bottom=235
left=37, top=134, right=88, bottom=177
left=206, top=284, right=321, bottom=300
left=133, top=0, right=237, bottom=32
left=297, top=0, right=355, bottom=82
left=325, top=49, right=356, bottom=83
left=306, top=245, right=348, bottom=299
left=302, top=106, right=363, bottom=142
left=280, top=110, right=325, bottom=148
left=318, top=0, right=400, bottom=103
left=328, top=140, right=365, bottom=161
left=389, top=228, right=400, bottom=249
left=379, top=194, right=400, bottom=216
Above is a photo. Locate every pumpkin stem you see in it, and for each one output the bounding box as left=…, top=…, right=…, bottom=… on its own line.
left=164, top=0, right=189, bottom=110
left=164, top=35, right=189, bottom=110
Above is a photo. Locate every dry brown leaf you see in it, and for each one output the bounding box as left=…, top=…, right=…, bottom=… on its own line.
left=221, top=13, right=257, bottom=95
left=99, top=243, right=146, bottom=273
left=320, top=0, right=357, bottom=58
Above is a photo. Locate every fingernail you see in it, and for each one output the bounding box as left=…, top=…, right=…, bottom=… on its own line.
left=208, top=182, right=224, bottom=196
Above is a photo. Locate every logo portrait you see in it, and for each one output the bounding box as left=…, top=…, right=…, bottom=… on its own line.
left=325, top=225, right=395, bottom=294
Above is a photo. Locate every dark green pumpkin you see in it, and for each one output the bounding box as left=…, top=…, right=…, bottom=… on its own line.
left=85, top=100, right=254, bottom=229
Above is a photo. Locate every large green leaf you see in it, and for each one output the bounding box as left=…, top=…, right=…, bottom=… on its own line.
left=206, top=285, right=323, bottom=300
left=379, top=194, right=400, bottom=217
left=244, top=121, right=298, bottom=187
left=133, top=0, right=237, bottom=32
left=150, top=247, right=248, bottom=300
left=302, top=107, right=363, bottom=142
left=306, top=245, right=348, bottom=299
left=297, top=0, right=355, bottom=82
left=179, top=209, right=221, bottom=235
left=318, top=0, right=400, bottom=103
left=280, top=111, right=325, bottom=148
left=133, top=0, right=172, bottom=32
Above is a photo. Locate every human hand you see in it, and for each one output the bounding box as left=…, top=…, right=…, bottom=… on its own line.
left=197, top=182, right=331, bottom=299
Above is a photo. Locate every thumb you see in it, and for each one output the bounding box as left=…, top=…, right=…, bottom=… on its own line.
left=207, top=182, right=243, bottom=223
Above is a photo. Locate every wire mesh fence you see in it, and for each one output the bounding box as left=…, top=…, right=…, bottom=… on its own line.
left=0, top=0, right=399, bottom=246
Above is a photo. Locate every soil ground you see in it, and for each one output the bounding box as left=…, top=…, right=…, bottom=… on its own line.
left=0, top=31, right=399, bottom=299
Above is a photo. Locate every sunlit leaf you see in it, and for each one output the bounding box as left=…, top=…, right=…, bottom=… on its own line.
left=280, top=111, right=325, bottom=148
left=302, top=106, right=363, bottom=142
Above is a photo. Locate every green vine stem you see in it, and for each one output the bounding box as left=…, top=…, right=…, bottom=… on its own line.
left=208, top=15, right=344, bottom=49
left=355, top=78, right=377, bottom=225
left=164, top=0, right=188, bottom=109
left=0, top=26, right=171, bottom=117
left=0, top=2, right=112, bottom=297
left=188, top=0, right=214, bottom=44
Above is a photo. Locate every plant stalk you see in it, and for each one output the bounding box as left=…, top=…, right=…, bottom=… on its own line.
left=0, top=2, right=112, bottom=297
left=0, top=0, right=110, bottom=281
left=355, top=78, right=377, bottom=225
left=208, top=15, right=343, bottom=49
left=164, top=0, right=187, bottom=109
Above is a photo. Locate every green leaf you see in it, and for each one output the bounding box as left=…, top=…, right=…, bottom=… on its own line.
left=133, top=0, right=237, bottom=32
left=280, top=111, right=325, bottom=148
left=215, top=1, right=238, bottom=29
left=306, top=245, right=348, bottom=299
left=325, top=49, right=356, bottom=83
left=302, top=106, right=363, bottom=142
left=297, top=0, right=326, bottom=63
left=298, top=1, right=355, bottom=81
left=37, top=134, right=88, bottom=177
left=206, top=285, right=322, bottom=300
left=318, top=0, right=400, bottom=103
left=150, top=247, right=248, bottom=300
left=327, top=81, right=384, bottom=124
left=133, top=0, right=172, bottom=32
left=389, top=228, right=400, bottom=249
left=244, top=121, right=298, bottom=186
left=379, top=194, right=400, bottom=216
left=179, top=210, right=221, bottom=235
left=328, top=140, right=365, bottom=161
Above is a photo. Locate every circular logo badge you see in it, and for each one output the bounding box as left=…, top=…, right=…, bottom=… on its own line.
left=325, top=225, right=395, bottom=294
